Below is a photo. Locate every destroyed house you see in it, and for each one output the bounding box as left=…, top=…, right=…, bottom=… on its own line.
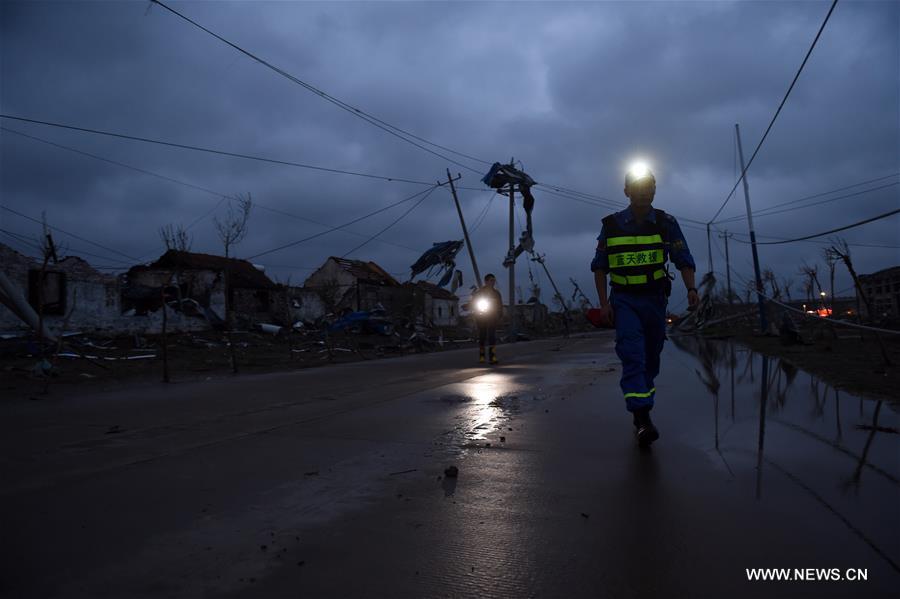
left=303, top=257, right=401, bottom=313
left=403, top=281, right=459, bottom=327
left=124, top=250, right=277, bottom=326
left=0, top=242, right=120, bottom=335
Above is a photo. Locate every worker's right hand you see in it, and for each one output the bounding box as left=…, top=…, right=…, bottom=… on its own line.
left=598, top=303, right=614, bottom=326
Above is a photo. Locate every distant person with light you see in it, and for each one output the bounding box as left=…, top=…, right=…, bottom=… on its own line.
left=473, top=273, right=502, bottom=364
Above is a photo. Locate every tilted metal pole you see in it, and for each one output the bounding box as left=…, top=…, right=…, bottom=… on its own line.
left=446, top=170, right=481, bottom=285
left=736, top=123, right=768, bottom=332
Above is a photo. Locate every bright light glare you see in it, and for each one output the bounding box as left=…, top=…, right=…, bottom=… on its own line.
left=476, top=298, right=490, bottom=313
left=628, top=161, right=650, bottom=179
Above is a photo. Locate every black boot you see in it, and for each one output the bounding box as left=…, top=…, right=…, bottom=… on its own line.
left=633, top=407, right=659, bottom=447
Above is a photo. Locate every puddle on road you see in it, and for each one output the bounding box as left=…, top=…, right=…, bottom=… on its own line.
left=667, top=335, right=899, bottom=570
left=430, top=373, right=546, bottom=453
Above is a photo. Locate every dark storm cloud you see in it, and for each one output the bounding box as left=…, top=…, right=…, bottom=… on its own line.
left=1, top=1, right=897, bottom=303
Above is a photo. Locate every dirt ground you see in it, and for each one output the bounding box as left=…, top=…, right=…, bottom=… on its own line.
left=0, top=330, right=465, bottom=399
left=1, top=322, right=589, bottom=400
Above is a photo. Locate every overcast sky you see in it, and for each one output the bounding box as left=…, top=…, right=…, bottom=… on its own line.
left=2, top=0, right=898, bottom=310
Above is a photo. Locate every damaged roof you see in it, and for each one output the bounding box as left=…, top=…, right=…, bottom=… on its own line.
left=328, top=257, right=400, bottom=286
left=136, top=250, right=276, bottom=289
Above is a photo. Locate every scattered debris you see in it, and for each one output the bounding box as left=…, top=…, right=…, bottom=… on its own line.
left=105, top=425, right=122, bottom=434
left=581, top=512, right=590, bottom=519
left=259, top=323, right=282, bottom=336
left=30, top=359, right=55, bottom=378
left=444, top=465, right=459, bottom=478
left=303, top=470, right=319, bottom=477
left=499, top=436, right=506, bottom=442
left=389, top=469, right=417, bottom=476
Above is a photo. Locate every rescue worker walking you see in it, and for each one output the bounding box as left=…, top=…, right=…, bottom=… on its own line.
left=473, top=274, right=502, bottom=364
left=591, top=163, right=699, bottom=446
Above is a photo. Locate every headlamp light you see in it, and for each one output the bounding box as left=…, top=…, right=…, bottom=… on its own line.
left=626, top=161, right=655, bottom=186
left=475, top=298, right=491, bottom=313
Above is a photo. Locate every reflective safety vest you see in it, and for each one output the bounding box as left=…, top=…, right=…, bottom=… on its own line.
left=602, top=209, right=669, bottom=294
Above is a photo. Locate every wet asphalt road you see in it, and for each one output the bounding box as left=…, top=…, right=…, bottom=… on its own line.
left=1, top=332, right=897, bottom=598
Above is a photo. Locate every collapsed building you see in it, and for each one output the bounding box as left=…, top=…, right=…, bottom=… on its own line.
left=123, top=250, right=278, bottom=329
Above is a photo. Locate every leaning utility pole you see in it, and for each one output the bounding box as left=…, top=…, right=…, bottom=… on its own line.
left=570, top=277, right=593, bottom=308
left=534, top=254, right=568, bottom=337
left=446, top=169, right=481, bottom=285
left=718, top=230, right=733, bottom=304
left=735, top=124, right=767, bottom=332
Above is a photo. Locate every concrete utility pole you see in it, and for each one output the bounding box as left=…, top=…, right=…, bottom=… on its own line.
left=718, top=230, right=733, bottom=304
left=735, top=123, right=767, bottom=332
left=445, top=170, right=481, bottom=285
left=508, top=184, right=516, bottom=337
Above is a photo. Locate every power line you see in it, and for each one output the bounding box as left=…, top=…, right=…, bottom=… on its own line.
left=471, top=191, right=497, bottom=233
left=254, top=203, right=419, bottom=253
left=742, top=182, right=898, bottom=221
left=342, top=186, right=438, bottom=258
left=710, top=173, right=900, bottom=224
left=722, top=227, right=900, bottom=249
left=0, top=204, right=140, bottom=262
left=0, top=115, right=441, bottom=186
left=0, top=229, right=42, bottom=253
left=1, top=126, right=236, bottom=200
left=707, top=0, right=840, bottom=223
left=0, top=228, right=135, bottom=266
left=533, top=183, right=622, bottom=208
left=744, top=208, right=900, bottom=245
left=2, top=126, right=422, bottom=257
left=247, top=184, right=441, bottom=260
left=148, top=0, right=488, bottom=174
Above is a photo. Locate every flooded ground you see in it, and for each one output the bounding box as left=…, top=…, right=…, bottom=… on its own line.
left=667, top=335, right=900, bottom=573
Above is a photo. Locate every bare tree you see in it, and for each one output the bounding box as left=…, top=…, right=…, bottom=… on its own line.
left=762, top=268, right=781, bottom=300
left=214, top=194, right=252, bottom=258
left=743, top=280, right=754, bottom=305
left=780, top=277, right=793, bottom=302
left=829, top=238, right=891, bottom=366
left=828, top=238, right=870, bottom=320
left=214, top=194, right=251, bottom=374
left=798, top=262, right=823, bottom=303
left=159, top=223, right=193, bottom=252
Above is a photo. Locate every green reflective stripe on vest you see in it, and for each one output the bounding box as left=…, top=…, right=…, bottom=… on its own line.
left=609, top=269, right=665, bottom=286
left=624, top=387, right=656, bottom=399
left=608, top=249, right=665, bottom=269
left=610, top=273, right=644, bottom=285
left=606, top=234, right=663, bottom=248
